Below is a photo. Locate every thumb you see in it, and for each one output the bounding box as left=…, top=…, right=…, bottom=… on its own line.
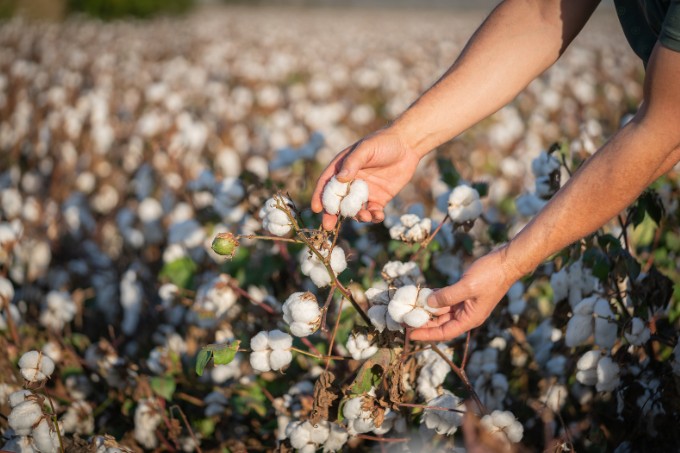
left=427, top=283, right=470, bottom=309
left=336, top=147, right=371, bottom=182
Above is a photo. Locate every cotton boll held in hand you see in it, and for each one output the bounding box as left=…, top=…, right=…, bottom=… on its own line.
left=387, top=285, right=435, bottom=328
left=321, top=176, right=369, bottom=218
left=447, top=185, right=482, bottom=223
left=282, top=292, right=321, bottom=337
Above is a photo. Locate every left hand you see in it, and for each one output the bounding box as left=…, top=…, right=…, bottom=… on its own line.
left=410, top=247, right=521, bottom=342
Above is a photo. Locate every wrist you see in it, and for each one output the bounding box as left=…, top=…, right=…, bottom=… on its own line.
left=387, top=116, right=434, bottom=159
left=499, top=241, right=538, bottom=283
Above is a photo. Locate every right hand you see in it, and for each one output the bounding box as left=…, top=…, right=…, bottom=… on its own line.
left=311, top=128, right=421, bottom=230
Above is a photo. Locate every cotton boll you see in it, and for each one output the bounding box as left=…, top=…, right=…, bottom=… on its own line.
left=480, top=410, right=524, bottom=443
left=322, top=423, right=348, bottom=452
left=250, top=331, right=270, bottom=352
left=346, top=332, right=378, bottom=361
left=540, top=384, right=568, bottom=412
left=625, top=318, right=650, bottom=346
left=286, top=421, right=313, bottom=449
left=447, top=185, right=482, bottom=223
left=565, top=313, right=593, bottom=347
left=269, top=349, right=293, bottom=371
left=0, top=276, right=15, bottom=302
left=268, top=329, right=293, bottom=350
left=515, top=193, right=547, bottom=217
left=321, top=177, right=348, bottom=215
left=18, top=351, right=55, bottom=382
left=259, top=196, right=295, bottom=237
left=387, top=285, right=434, bottom=328
left=422, top=391, right=465, bottom=436
left=381, top=260, right=423, bottom=287
left=550, top=268, right=569, bottom=302
left=39, top=290, right=77, bottom=331
left=250, top=351, right=271, bottom=373
left=596, top=356, right=620, bottom=392
left=575, top=350, right=600, bottom=386
left=593, top=298, right=617, bottom=349
left=120, top=269, right=143, bottom=336
left=367, top=305, right=388, bottom=332
left=475, top=373, right=508, bottom=411
left=531, top=151, right=561, bottom=177
left=282, top=292, right=321, bottom=337
left=9, top=390, right=33, bottom=408
left=134, top=399, right=163, bottom=449
left=60, top=400, right=94, bottom=435
left=342, top=396, right=363, bottom=421
left=32, top=418, right=61, bottom=453
left=8, top=400, right=43, bottom=435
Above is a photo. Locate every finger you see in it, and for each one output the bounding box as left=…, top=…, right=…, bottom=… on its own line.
left=427, top=284, right=471, bottom=309
left=336, top=146, right=371, bottom=183
left=357, top=209, right=372, bottom=222
left=322, top=213, right=339, bottom=231
left=367, top=201, right=384, bottom=223
left=410, top=319, right=466, bottom=342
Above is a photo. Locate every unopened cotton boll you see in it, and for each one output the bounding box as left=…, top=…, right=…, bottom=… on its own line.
left=447, top=185, right=482, bottom=223
left=346, top=332, right=378, bottom=360
left=282, top=292, right=321, bottom=337
left=321, top=176, right=369, bottom=218
left=259, top=196, right=295, bottom=237
left=480, top=410, right=524, bottom=443
left=387, top=285, right=435, bottom=328
left=625, top=317, right=650, bottom=346
left=422, top=391, right=465, bottom=435
left=18, top=350, right=55, bottom=382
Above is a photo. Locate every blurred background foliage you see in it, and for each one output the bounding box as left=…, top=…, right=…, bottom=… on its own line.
left=0, top=0, right=194, bottom=20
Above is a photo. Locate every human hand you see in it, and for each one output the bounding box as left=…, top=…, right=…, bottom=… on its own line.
left=311, top=128, right=421, bottom=230
left=410, top=247, right=521, bottom=342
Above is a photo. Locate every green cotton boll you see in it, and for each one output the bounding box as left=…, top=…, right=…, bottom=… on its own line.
left=211, top=232, right=239, bottom=258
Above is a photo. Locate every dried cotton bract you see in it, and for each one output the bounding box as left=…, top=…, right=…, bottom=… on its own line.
left=387, top=285, right=436, bottom=328
left=249, top=329, right=293, bottom=372
left=282, top=292, right=322, bottom=337
left=447, top=185, right=482, bottom=223
left=259, top=196, right=295, bottom=237
left=389, top=214, right=431, bottom=243
left=321, top=176, right=369, bottom=218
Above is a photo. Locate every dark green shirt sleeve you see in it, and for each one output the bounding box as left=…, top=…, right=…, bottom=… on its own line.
left=660, top=0, right=680, bottom=52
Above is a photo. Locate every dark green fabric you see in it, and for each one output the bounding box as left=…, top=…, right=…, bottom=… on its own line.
left=614, top=0, right=680, bottom=66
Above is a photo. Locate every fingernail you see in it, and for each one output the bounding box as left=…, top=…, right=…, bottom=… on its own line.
left=337, top=170, right=349, bottom=179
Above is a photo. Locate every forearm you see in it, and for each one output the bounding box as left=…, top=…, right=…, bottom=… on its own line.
left=390, top=0, right=600, bottom=157
left=504, top=43, right=680, bottom=277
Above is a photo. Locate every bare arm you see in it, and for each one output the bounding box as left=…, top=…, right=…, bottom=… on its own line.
left=311, top=0, right=601, bottom=228
left=412, top=42, right=680, bottom=342
left=392, top=0, right=601, bottom=157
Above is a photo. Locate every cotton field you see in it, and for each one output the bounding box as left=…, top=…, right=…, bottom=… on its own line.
left=1, top=4, right=679, bottom=453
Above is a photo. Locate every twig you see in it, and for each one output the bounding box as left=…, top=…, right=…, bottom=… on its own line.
left=169, top=405, right=204, bottom=453
left=45, top=393, right=65, bottom=453
left=226, top=281, right=276, bottom=315
left=320, top=285, right=337, bottom=332
left=411, top=214, right=450, bottom=262
left=431, top=344, right=486, bottom=415
left=290, top=346, right=347, bottom=361
left=355, top=434, right=410, bottom=443
left=2, top=299, right=20, bottom=347
left=396, top=401, right=465, bottom=414
left=325, top=297, right=346, bottom=371
left=238, top=234, right=302, bottom=244
left=461, top=331, right=471, bottom=370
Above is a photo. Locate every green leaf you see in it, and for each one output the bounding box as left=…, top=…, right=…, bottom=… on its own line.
left=349, top=348, right=392, bottom=395
left=211, top=341, right=241, bottom=366
left=150, top=376, right=176, bottom=401
left=159, top=257, right=197, bottom=289
left=437, top=158, right=461, bottom=188
left=195, top=349, right=212, bottom=377
left=471, top=182, right=489, bottom=198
